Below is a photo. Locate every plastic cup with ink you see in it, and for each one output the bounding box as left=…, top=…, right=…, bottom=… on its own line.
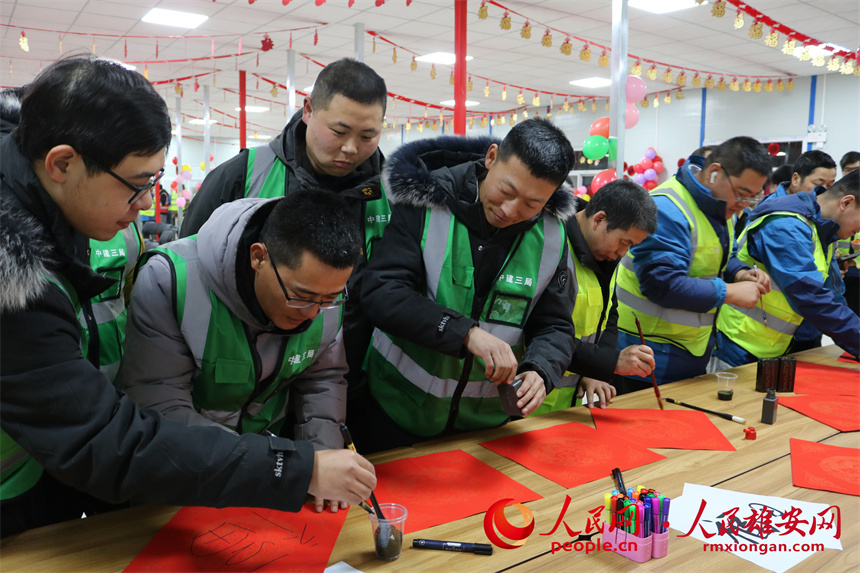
left=716, top=372, right=737, bottom=401
left=368, top=503, right=407, bottom=561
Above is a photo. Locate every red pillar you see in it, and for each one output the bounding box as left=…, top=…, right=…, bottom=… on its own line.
left=454, top=0, right=467, bottom=135
left=239, top=70, right=247, bottom=149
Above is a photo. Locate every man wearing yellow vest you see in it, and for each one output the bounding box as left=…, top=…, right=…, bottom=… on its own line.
left=535, top=180, right=658, bottom=413
left=357, top=119, right=577, bottom=453
left=714, top=170, right=860, bottom=366
left=615, top=137, right=773, bottom=387
left=122, top=190, right=377, bottom=513
left=179, top=58, right=389, bottom=434
left=1, top=57, right=375, bottom=537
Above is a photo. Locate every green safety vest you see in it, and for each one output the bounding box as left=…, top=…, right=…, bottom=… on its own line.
left=536, top=247, right=619, bottom=414
left=144, top=238, right=338, bottom=435
left=717, top=212, right=832, bottom=358
left=244, top=145, right=391, bottom=258
left=836, top=232, right=859, bottom=270
left=1, top=273, right=83, bottom=501
left=615, top=177, right=734, bottom=356
left=365, top=207, right=565, bottom=437
left=86, top=225, right=143, bottom=382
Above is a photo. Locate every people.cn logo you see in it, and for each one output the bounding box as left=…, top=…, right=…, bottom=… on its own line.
left=483, top=498, right=535, bottom=549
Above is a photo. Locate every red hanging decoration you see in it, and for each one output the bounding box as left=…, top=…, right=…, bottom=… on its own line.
left=211, top=39, right=215, bottom=58
left=407, top=0, right=413, bottom=5
left=349, top=0, right=355, bottom=6
left=314, top=29, right=319, bottom=45
left=194, top=78, right=200, bottom=92
left=261, top=34, right=274, bottom=51
left=238, top=37, right=242, bottom=55
left=767, top=142, right=781, bottom=156
left=256, top=54, right=259, bottom=67
left=282, top=0, right=292, bottom=5
left=124, top=39, right=127, bottom=58
left=375, top=0, right=385, bottom=6
left=289, top=33, right=293, bottom=49
left=315, top=0, right=326, bottom=5
left=156, top=40, right=159, bottom=58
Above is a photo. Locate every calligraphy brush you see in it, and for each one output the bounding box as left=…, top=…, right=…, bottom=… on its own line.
left=753, top=264, right=768, bottom=328
left=633, top=313, right=663, bottom=410
left=340, top=424, right=391, bottom=548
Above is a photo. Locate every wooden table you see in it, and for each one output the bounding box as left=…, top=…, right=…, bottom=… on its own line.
left=2, top=346, right=857, bottom=572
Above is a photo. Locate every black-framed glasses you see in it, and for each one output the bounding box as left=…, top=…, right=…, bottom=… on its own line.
left=266, top=245, right=348, bottom=311
left=723, top=168, right=764, bottom=205
left=82, top=153, right=165, bottom=204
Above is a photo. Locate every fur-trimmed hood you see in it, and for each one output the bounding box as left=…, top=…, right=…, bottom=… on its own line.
left=0, top=194, right=51, bottom=313
left=382, top=135, right=576, bottom=221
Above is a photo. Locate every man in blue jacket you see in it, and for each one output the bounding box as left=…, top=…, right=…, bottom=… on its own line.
left=714, top=170, right=860, bottom=366
left=768, top=150, right=837, bottom=200
left=614, top=137, right=773, bottom=388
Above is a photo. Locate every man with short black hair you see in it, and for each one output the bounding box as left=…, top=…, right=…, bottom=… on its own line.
left=769, top=150, right=837, bottom=199
left=123, top=190, right=371, bottom=513
left=0, top=56, right=374, bottom=537
left=715, top=170, right=860, bottom=365
left=840, top=151, right=859, bottom=177
left=535, top=180, right=658, bottom=413
left=615, top=136, right=773, bottom=387
left=180, top=57, right=389, bottom=426
left=356, top=119, right=577, bottom=452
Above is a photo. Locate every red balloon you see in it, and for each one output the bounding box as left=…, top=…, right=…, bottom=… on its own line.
left=170, top=180, right=178, bottom=190
left=653, top=161, right=664, bottom=174
left=633, top=163, right=645, bottom=174
left=627, top=166, right=636, bottom=176
left=677, top=158, right=686, bottom=167
left=623, top=162, right=629, bottom=170
left=653, top=155, right=663, bottom=163
left=644, top=180, right=657, bottom=190
left=767, top=142, right=781, bottom=156
left=589, top=116, right=611, bottom=139
left=590, top=168, right=617, bottom=195
left=171, top=156, right=178, bottom=166
left=640, top=158, right=653, bottom=170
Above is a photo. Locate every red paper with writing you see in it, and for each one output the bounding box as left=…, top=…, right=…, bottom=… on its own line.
left=790, top=438, right=860, bottom=496
left=480, top=421, right=666, bottom=489
left=591, top=408, right=736, bottom=451
left=780, top=395, right=860, bottom=432
left=372, top=450, right=541, bottom=532
left=793, top=361, right=860, bottom=396
left=124, top=505, right=346, bottom=573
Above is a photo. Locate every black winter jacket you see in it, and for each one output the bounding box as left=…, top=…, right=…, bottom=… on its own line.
left=362, top=136, right=576, bottom=391
left=0, top=136, right=313, bottom=510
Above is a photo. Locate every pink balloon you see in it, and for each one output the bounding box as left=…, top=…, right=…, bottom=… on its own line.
left=653, top=161, right=664, bottom=174
left=181, top=189, right=192, bottom=200
left=590, top=168, right=617, bottom=195
left=577, top=185, right=588, bottom=194
left=626, top=75, right=647, bottom=103
left=176, top=197, right=187, bottom=208
left=625, top=102, right=640, bottom=129
left=644, top=147, right=657, bottom=160
left=640, top=158, right=653, bottom=170
left=182, top=171, right=193, bottom=180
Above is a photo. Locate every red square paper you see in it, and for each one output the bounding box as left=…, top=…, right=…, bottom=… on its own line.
left=794, top=361, right=860, bottom=396
left=373, top=450, right=541, bottom=532
left=124, top=505, right=346, bottom=573
left=791, top=438, right=860, bottom=496
left=780, top=395, right=860, bottom=432
left=479, top=421, right=666, bottom=489
left=591, top=408, right=736, bottom=451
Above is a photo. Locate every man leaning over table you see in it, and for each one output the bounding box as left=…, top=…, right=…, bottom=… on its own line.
left=122, top=190, right=364, bottom=514
left=534, top=180, right=658, bottom=413
left=614, top=136, right=773, bottom=390
left=714, top=170, right=860, bottom=367
left=0, top=56, right=375, bottom=537
left=355, top=118, right=577, bottom=453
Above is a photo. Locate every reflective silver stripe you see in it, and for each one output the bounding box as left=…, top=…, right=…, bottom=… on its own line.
left=372, top=330, right=500, bottom=399
left=531, top=213, right=563, bottom=315
left=836, top=240, right=851, bottom=250
left=581, top=332, right=598, bottom=344
left=616, top=285, right=715, bottom=328
left=655, top=187, right=698, bottom=249
left=727, top=303, right=799, bottom=336
left=424, top=208, right=452, bottom=302
left=567, top=249, right=579, bottom=301
left=246, top=143, right=278, bottom=198
left=163, top=240, right=213, bottom=368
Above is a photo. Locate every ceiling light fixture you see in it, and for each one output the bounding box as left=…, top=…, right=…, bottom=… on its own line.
left=439, top=100, right=479, bottom=106
left=569, top=77, right=612, bottom=88
left=234, top=106, right=268, bottom=113
left=628, top=0, right=707, bottom=14
left=416, top=52, right=474, bottom=65
left=141, top=8, right=208, bottom=29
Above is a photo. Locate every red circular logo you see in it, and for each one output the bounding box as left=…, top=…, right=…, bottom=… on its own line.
left=483, top=499, right=535, bottom=549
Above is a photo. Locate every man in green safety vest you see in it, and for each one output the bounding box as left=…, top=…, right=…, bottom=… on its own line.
left=179, top=58, right=389, bottom=432
left=615, top=137, right=774, bottom=389
left=355, top=119, right=577, bottom=453
left=714, top=170, right=860, bottom=366
left=1, top=56, right=375, bottom=537
left=122, top=190, right=367, bottom=513
left=534, top=180, right=658, bottom=414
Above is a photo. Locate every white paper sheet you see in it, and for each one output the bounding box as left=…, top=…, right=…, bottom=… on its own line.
left=324, top=561, right=363, bottom=573
left=670, top=483, right=843, bottom=573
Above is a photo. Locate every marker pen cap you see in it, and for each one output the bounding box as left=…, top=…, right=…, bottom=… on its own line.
left=472, top=543, right=493, bottom=555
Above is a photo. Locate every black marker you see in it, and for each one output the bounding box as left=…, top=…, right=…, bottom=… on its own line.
left=413, top=539, right=493, bottom=555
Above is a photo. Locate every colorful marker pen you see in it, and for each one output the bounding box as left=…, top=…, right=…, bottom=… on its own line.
left=413, top=539, right=493, bottom=555
left=636, top=502, right=645, bottom=537
left=661, top=498, right=671, bottom=533
left=604, top=493, right=612, bottom=526
left=643, top=499, right=652, bottom=537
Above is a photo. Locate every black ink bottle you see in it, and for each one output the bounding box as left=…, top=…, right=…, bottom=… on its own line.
left=761, top=388, right=778, bottom=425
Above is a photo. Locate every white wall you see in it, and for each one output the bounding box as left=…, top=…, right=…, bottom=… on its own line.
left=379, top=72, right=859, bottom=174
